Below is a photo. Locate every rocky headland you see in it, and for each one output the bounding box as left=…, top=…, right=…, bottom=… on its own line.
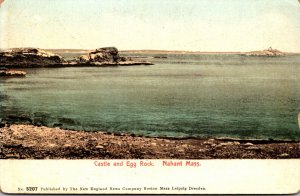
left=0, top=47, right=153, bottom=68
left=1, top=124, right=299, bottom=159
left=0, top=48, right=66, bottom=68
left=243, top=47, right=285, bottom=57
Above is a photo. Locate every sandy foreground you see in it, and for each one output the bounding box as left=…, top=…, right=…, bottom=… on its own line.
left=0, top=124, right=299, bottom=159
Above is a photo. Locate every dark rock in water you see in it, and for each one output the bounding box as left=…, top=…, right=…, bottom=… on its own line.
left=0, top=67, right=8, bottom=70
left=32, top=117, right=46, bottom=127
left=0, top=122, right=6, bottom=128
left=53, top=123, right=63, bottom=127
left=0, top=48, right=66, bottom=68
left=130, top=133, right=136, bottom=137
left=58, top=117, right=77, bottom=125
left=0, top=69, right=26, bottom=77
left=153, top=56, right=167, bottom=58
left=34, top=122, right=43, bottom=127
left=0, top=93, right=9, bottom=100
left=76, top=47, right=154, bottom=66
left=6, top=115, right=33, bottom=124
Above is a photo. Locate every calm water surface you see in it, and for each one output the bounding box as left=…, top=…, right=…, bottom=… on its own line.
left=1, top=54, right=299, bottom=140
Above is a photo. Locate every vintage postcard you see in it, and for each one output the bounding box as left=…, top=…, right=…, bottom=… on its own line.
left=0, top=0, right=300, bottom=194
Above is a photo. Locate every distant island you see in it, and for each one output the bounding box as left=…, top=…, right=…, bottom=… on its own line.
left=120, top=50, right=244, bottom=54
left=120, top=48, right=291, bottom=56
left=242, top=47, right=285, bottom=57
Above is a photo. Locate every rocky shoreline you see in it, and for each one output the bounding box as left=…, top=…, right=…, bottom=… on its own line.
left=1, top=124, right=299, bottom=159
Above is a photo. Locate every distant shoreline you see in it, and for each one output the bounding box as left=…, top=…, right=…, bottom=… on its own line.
left=120, top=50, right=244, bottom=54
left=43, top=49, right=300, bottom=55
left=2, top=48, right=299, bottom=55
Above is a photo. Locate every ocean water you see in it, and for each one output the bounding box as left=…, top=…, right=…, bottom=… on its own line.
left=1, top=53, right=299, bottom=140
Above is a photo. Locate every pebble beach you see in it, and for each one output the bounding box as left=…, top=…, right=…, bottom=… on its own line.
left=1, top=124, right=299, bottom=159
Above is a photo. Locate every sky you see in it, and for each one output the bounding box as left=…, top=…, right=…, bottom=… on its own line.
left=0, top=0, right=300, bottom=52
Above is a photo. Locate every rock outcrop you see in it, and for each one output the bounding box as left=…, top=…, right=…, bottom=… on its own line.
left=78, top=47, right=120, bottom=63
left=0, top=47, right=154, bottom=68
left=76, top=47, right=153, bottom=66
left=0, top=69, right=26, bottom=77
left=0, top=48, right=66, bottom=67
left=243, top=47, right=285, bottom=57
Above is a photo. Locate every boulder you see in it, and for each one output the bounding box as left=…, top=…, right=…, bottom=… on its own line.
left=77, top=47, right=122, bottom=64
left=77, top=54, right=90, bottom=63
left=90, top=47, right=120, bottom=63
left=0, top=48, right=66, bottom=67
